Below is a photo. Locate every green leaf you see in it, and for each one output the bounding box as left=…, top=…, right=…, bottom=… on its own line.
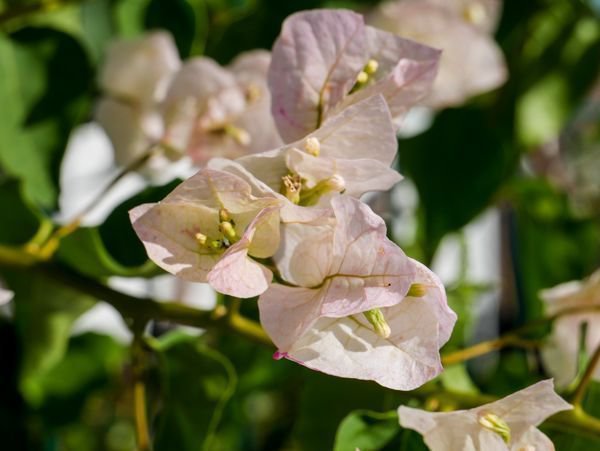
left=151, top=332, right=237, bottom=451
left=38, top=333, right=127, bottom=427
left=399, top=108, right=516, bottom=259
left=57, top=179, right=181, bottom=278
left=0, top=178, right=41, bottom=245
left=0, top=28, right=93, bottom=208
left=547, top=382, right=600, bottom=449
left=293, top=372, right=391, bottom=450
left=440, top=364, right=479, bottom=395
left=115, top=0, right=152, bottom=36
left=144, top=0, right=196, bottom=57
left=57, top=227, right=158, bottom=278
left=334, top=410, right=399, bottom=451
left=98, top=178, right=181, bottom=268
left=2, top=270, right=95, bottom=406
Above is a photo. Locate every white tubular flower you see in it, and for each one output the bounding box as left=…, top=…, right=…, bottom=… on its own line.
left=399, top=380, right=571, bottom=451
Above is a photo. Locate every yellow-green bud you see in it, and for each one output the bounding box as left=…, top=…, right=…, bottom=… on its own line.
left=478, top=413, right=511, bottom=444
left=356, top=71, right=369, bottom=84
left=224, top=124, right=251, bottom=146
left=219, top=221, right=237, bottom=242
left=407, top=283, right=427, bottom=298
left=209, top=239, right=224, bottom=250
left=365, top=59, right=379, bottom=75
left=304, top=137, right=321, bottom=157
left=363, top=308, right=391, bottom=338
left=299, top=175, right=346, bottom=206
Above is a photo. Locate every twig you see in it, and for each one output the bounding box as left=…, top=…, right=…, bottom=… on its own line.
left=441, top=306, right=600, bottom=366
left=36, top=147, right=158, bottom=260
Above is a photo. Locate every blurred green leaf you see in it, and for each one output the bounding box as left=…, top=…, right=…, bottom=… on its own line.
left=144, top=0, right=197, bottom=57
left=294, top=372, right=390, bottom=450
left=0, top=28, right=93, bottom=208
left=115, top=0, right=151, bottom=36
left=334, top=410, right=399, bottom=451
left=399, top=108, right=516, bottom=259
left=547, top=382, right=600, bottom=449
left=98, top=178, right=181, bottom=268
left=57, top=227, right=158, bottom=278
left=0, top=318, right=30, bottom=450
left=57, top=179, right=183, bottom=277
left=2, top=270, right=94, bottom=406
left=508, top=178, right=600, bottom=320
left=38, top=333, right=127, bottom=427
left=151, top=332, right=237, bottom=451
left=0, top=178, right=41, bottom=245
left=517, top=73, right=570, bottom=149
left=440, top=364, right=479, bottom=395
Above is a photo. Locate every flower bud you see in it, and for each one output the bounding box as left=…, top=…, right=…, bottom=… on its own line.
left=363, top=308, right=391, bottom=338
left=365, top=59, right=379, bottom=75
left=224, top=124, right=251, bottom=146
left=325, top=174, right=345, bottom=193
left=304, top=137, right=321, bottom=157
left=478, top=413, right=511, bottom=444
left=219, top=221, right=237, bottom=242
left=356, top=71, right=369, bottom=84
left=407, top=283, right=427, bottom=297
left=209, top=239, right=224, bottom=250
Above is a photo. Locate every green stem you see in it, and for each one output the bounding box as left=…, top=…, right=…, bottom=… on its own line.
left=571, top=345, right=600, bottom=407
left=36, top=146, right=158, bottom=259
left=0, top=0, right=80, bottom=27
left=441, top=306, right=600, bottom=366
left=38, top=262, right=273, bottom=347
left=131, top=326, right=152, bottom=451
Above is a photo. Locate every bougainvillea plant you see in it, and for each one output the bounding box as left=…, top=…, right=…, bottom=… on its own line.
left=2, top=1, right=600, bottom=450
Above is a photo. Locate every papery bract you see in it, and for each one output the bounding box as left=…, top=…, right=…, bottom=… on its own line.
left=0, top=285, right=13, bottom=306
left=162, top=52, right=282, bottom=164
left=540, top=269, right=600, bottom=387
left=269, top=9, right=441, bottom=141
left=258, top=195, right=456, bottom=390
left=232, top=95, right=401, bottom=201
left=129, top=168, right=281, bottom=298
left=99, top=31, right=180, bottom=106
left=368, top=0, right=507, bottom=108
left=96, top=98, right=165, bottom=167
left=96, top=32, right=181, bottom=169
left=398, top=379, right=571, bottom=451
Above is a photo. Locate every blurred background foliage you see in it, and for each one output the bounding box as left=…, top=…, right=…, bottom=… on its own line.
left=1, top=0, right=600, bottom=450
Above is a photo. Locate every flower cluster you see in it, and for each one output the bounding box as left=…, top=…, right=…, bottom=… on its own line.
left=127, top=9, right=461, bottom=390
left=96, top=32, right=281, bottom=172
